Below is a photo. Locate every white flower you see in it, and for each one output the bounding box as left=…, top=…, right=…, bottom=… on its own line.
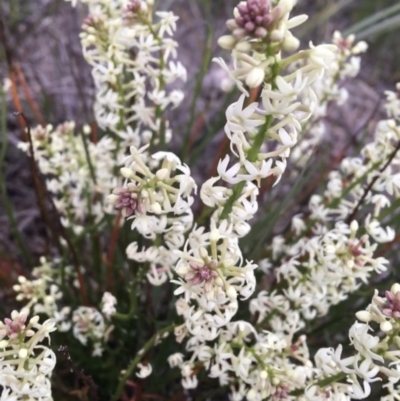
left=168, top=353, right=185, bottom=368
left=156, top=11, right=178, bottom=37
left=349, top=323, right=383, bottom=363
left=225, top=95, right=263, bottom=138
left=136, top=363, right=153, bottom=378
left=217, top=156, right=242, bottom=184
left=237, top=159, right=273, bottom=186
left=101, top=292, right=117, bottom=318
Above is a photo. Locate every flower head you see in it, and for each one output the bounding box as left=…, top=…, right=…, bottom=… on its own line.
left=235, top=0, right=275, bottom=38
left=185, top=261, right=219, bottom=292
left=109, top=186, right=142, bottom=217
left=382, top=289, right=400, bottom=319
left=0, top=310, right=28, bottom=340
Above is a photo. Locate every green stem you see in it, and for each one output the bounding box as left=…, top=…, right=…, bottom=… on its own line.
left=219, top=115, right=273, bottom=221
left=112, top=324, right=176, bottom=401
left=79, top=129, right=97, bottom=184
left=113, top=280, right=138, bottom=321
left=291, top=373, right=347, bottom=397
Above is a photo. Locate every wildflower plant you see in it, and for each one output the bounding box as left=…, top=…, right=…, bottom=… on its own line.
left=3, top=0, right=400, bottom=400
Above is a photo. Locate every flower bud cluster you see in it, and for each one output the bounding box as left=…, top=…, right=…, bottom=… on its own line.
left=251, top=221, right=388, bottom=328
left=252, top=87, right=400, bottom=333
left=0, top=310, right=56, bottom=400
left=101, top=292, right=117, bottom=319
left=169, top=319, right=314, bottom=399
left=13, top=258, right=117, bottom=357
left=291, top=31, right=368, bottom=169
left=201, top=0, right=338, bottom=233
left=220, top=0, right=303, bottom=51
left=168, top=1, right=340, bottom=396
left=173, top=227, right=257, bottom=341
left=18, top=122, right=118, bottom=235
left=72, top=306, right=114, bottom=357
left=312, top=283, right=400, bottom=399
left=75, top=0, right=186, bottom=147
left=109, top=145, right=197, bottom=285
left=13, top=258, right=72, bottom=332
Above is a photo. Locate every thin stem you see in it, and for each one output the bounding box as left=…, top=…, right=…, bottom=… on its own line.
left=113, top=280, right=138, bottom=321
left=79, top=128, right=97, bottom=185
left=112, top=324, right=176, bottom=401
left=345, top=140, right=400, bottom=224
left=219, top=115, right=273, bottom=220
left=293, top=373, right=347, bottom=397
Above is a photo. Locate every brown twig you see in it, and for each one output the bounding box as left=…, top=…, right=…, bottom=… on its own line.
left=187, top=113, right=205, bottom=153
left=346, top=140, right=400, bottom=224
left=377, top=232, right=400, bottom=258
left=90, top=121, right=98, bottom=144
left=14, top=64, right=46, bottom=126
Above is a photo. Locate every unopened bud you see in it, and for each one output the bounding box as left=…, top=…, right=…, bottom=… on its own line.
left=245, top=67, right=265, bottom=88
left=156, top=168, right=169, bottom=180
left=218, top=35, right=237, bottom=50
left=391, top=283, right=400, bottom=295
left=210, top=229, right=220, bottom=242
left=223, top=258, right=234, bottom=268
left=226, top=285, right=237, bottom=299
left=235, top=41, right=252, bottom=52
left=200, top=247, right=209, bottom=260
left=121, top=167, right=135, bottom=179
left=205, top=289, right=215, bottom=301
left=29, top=316, right=40, bottom=325
left=356, top=311, right=371, bottom=323
left=18, top=348, right=28, bottom=359
left=350, top=220, right=359, bottom=233
left=175, top=264, right=190, bottom=276
left=151, top=202, right=162, bottom=214
left=107, top=194, right=119, bottom=204
left=380, top=321, right=393, bottom=333
left=247, top=389, right=257, bottom=400
left=282, top=34, right=300, bottom=52
left=215, top=277, right=224, bottom=287
left=83, top=125, right=91, bottom=134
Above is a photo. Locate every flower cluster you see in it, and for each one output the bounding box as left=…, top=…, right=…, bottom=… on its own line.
left=251, top=87, right=400, bottom=334
left=166, top=0, right=344, bottom=395
left=76, top=0, right=186, bottom=147
left=202, top=0, right=338, bottom=234
left=13, top=257, right=71, bottom=332
left=18, top=122, right=118, bottom=235
left=312, top=283, right=400, bottom=399
left=10, top=0, right=400, bottom=399
left=72, top=306, right=114, bottom=356
left=0, top=310, right=56, bottom=401
left=290, top=31, right=368, bottom=169
left=13, top=258, right=117, bottom=357
left=109, top=145, right=197, bottom=285
left=173, top=227, right=257, bottom=341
